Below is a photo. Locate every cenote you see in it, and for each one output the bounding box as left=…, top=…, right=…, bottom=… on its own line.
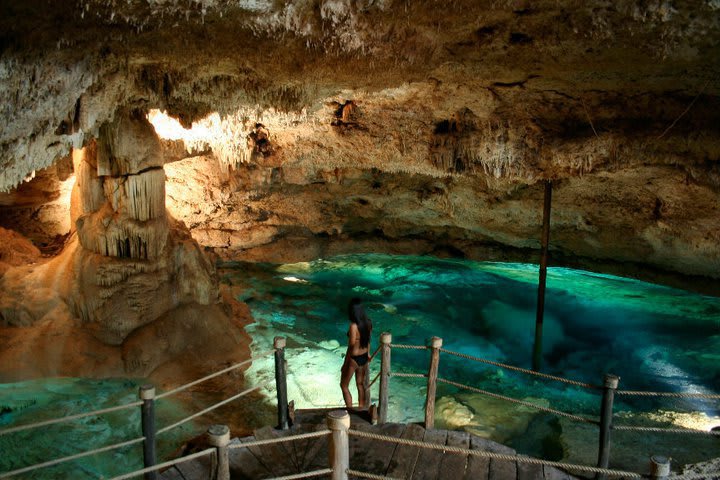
left=1, top=254, right=719, bottom=478
left=228, top=253, right=720, bottom=473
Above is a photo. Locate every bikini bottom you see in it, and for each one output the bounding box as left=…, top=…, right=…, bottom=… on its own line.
left=351, top=352, right=368, bottom=366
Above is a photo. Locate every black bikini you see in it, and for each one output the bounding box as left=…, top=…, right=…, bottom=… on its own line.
left=351, top=352, right=369, bottom=366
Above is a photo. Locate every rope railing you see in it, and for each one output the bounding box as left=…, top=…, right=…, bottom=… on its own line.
left=269, top=469, right=334, bottom=480
left=227, top=429, right=330, bottom=450
left=367, top=371, right=381, bottom=389
left=156, top=349, right=276, bottom=399
left=347, top=469, right=401, bottom=480
left=613, top=425, right=720, bottom=436
left=389, top=372, right=426, bottom=379
left=439, top=347, right=601, bottom=389
left=389, top=343, right=426, bottom=350
left=347, top=429, right=643, bottom=478
left=0, top=436, right=146, bottom=479
left=0, top=399, right=144, bottom=436
left=616, top=390, right=720, bottom=399
left=107, top=448, right=215, bottom=480
left=437, top=377, right=599, bottom=425
left=157, top=383, right=270, bottom=435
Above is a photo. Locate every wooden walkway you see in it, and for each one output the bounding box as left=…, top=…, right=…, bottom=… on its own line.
left=160, top=409, right=580, bottom=480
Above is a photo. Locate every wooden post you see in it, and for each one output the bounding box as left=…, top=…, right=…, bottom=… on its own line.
left=274, top=336, right=289, bottom=430
left=362, top=361, right=371, bottom=409
left=424, top=336, right=442, bottom=429
left=207, top=425, right=231, bottom=480
left=378, top=332, right=392, bottom=424
left=327, top=410, right=350, bottom=480
left=596, top=374, right=619, bottom=479
left=649, top=455, right=671, bottom=479
left=139, top=385, right=157, bottom=480
left=533, top=180, right=552, bottom=372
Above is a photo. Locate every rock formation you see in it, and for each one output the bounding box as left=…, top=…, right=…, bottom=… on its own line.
left=0, top=109, right=249, bottom=382
left=0, top=0, right=719, bottom=377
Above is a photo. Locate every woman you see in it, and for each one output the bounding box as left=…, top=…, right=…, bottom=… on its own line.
left=340, top=297, right=373, bottom=410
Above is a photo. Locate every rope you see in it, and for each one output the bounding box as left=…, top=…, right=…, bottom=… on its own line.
left=439, top=348, right=600, bottom=390
left=616, top=390, right=720, bottom=399
left=389, top=372, right=427, bottom=379
left=390, top=344, right=426, bottom=350
left=156, top=349, right=275, bottom=399
left=371, top=345, right=382, bottom=360
left=368, top=372, right=381, bottom=389
left=347, top=469, right=402, bottom=480
left=613, top=425, right=720, bottom=436
left=437, top=378, right=598, bottom=425
left=107, top=448, right=215, bottom=480
left=347, top=429, right=641, bottom=478
left=0, top=436, right=145, bottom=479
left=228, top=429, right=330, bottom=449
left=0, top=400, right=144, bottom=436
left=157, top=384, right=266, bottom=435
left=268, top=468, right=333, bottom=480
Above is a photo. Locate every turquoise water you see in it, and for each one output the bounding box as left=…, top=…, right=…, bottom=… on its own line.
left=224, top=254, right=720, bottom=472
left=0, top=378, right=198, bottom=479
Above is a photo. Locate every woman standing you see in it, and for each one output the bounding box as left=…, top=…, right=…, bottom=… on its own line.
left=340, top=298, right=373, bottom=410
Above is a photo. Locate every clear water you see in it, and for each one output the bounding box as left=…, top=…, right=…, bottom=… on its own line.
left=223, top=253, right=720, bottom=473
left=0, top=378, right=199, bottom=479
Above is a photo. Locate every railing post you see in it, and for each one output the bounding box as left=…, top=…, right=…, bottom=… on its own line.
left=596, top=373, right=619, bottom=479
left=139, top=384, right=157, bottom=480
left=378, top=332, right=392, bottom=424
left=649, top=455, right=671, bottom=479
left=362, top=361, right=371, bottom=410
left=327, top=410, right=350, bottom=480
left=274, top=336, right=289, bottom=430
left=207, top=425, right=231, bottom=480
left=424, top=336, right=442, bottom=429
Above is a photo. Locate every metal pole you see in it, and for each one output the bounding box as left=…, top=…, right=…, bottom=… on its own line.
left=274, top=336, right=289, bottom=430
left=139, top=385, right=157, bottom=480
left=378, top=332, right=392, bottom=424
left=207, top=425, right=230, bottom=480
left=327, top=410, right=350, bottom=480
left=596, top=374, right=619, bottom=479
left=424, top=337, right=443, bottom=429
left=649, top=455, right=671, bottom=479
left=533, top=180, right=553, bottom=372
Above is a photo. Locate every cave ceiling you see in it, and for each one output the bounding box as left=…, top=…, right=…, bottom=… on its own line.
left=1, top=0, right=719, bottom=189
left=1, top=0, right=720, bottom=284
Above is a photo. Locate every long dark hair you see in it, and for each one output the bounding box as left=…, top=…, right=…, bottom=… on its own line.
left=348, top=297, right=372, bottom=348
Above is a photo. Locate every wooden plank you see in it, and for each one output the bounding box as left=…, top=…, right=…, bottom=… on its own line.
left=516, top=457, right=544, bottom=480
left=439, top=430, right=470, bottom=479
left=228, top=436, right=274, bottom=479
left=253, top=425, right=298, bottom=476
left=386, top=423, right=425, bottom=478
left=487, top=438, right=516, bottom=480
left=302, top=425, right=332, bottom=471
left=543, top=465, right=577, bottom=479
left=349, top=423, right=405, bottom=477
left=410, top=428, right=448, bottom=480
left=465, top=435, right=490, bottom=480
left=172, top=455, right=212, bottom=479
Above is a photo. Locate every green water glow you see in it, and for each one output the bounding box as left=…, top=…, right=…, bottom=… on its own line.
left=227, top=254, right=720, bottom=472
left=0, top=378, right=197, bottom=479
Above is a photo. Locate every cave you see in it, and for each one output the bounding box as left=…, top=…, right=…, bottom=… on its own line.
left=0, top=1, right=719, bottom=479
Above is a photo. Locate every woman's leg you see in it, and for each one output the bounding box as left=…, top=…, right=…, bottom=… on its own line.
left=340, top=359, right=357, bottom=409
left=355, top=364, right=368, bottom=409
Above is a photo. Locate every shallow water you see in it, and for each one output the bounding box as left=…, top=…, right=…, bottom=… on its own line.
left=0, top=378, right=198, bottom=479
left=224, top=253, right=720, bottom=473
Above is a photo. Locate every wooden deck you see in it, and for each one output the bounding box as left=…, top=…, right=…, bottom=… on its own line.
left=160, top=408, right=580, bottom=479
